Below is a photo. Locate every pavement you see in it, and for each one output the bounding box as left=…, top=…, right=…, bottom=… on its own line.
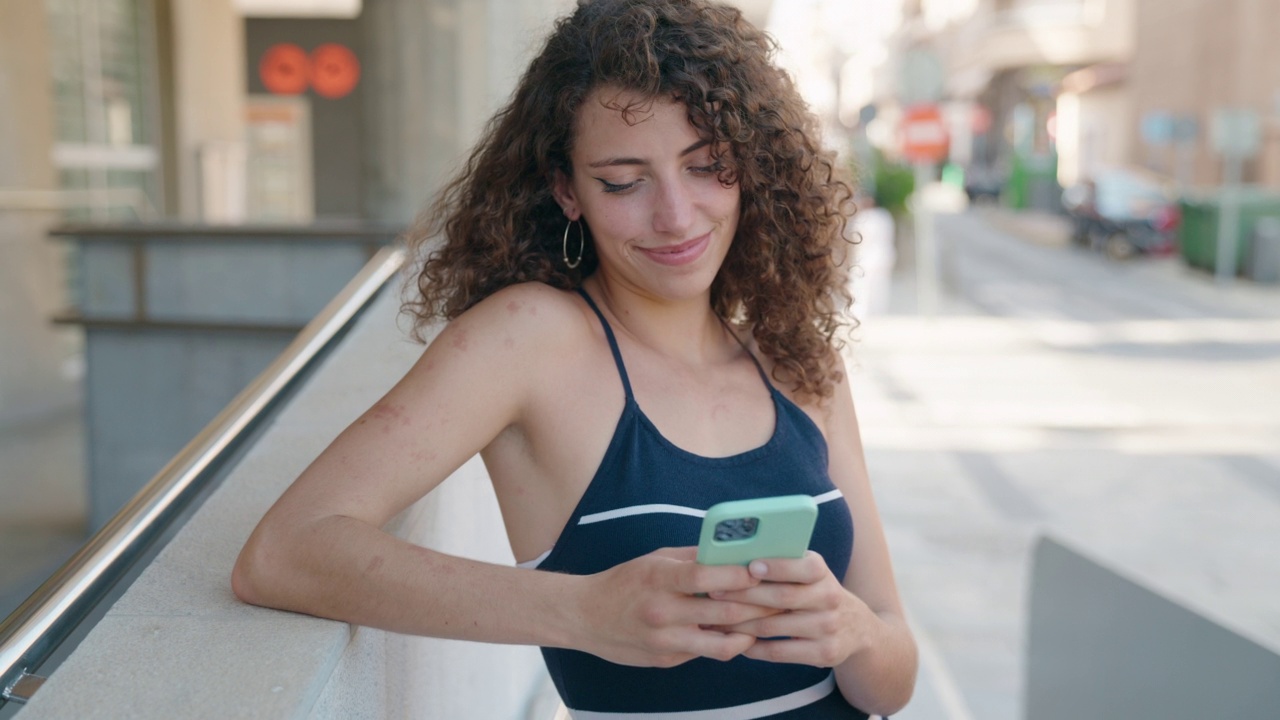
left=848, top=208, right=1280, bottom=719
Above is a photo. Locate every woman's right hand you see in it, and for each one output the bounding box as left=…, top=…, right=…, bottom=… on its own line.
left=570, top=547, right=778, bottom=667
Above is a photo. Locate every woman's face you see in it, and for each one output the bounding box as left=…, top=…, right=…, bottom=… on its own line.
left=553, top=88, right=741, bottom=303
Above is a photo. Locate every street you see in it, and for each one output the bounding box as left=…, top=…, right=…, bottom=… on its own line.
left=850, top=209, right=1280, bottom=719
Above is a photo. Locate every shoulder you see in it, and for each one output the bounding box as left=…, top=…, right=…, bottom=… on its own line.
left=420, top=283, right=599, bottom=376
left=391, top=283, right=603, bottom=426
left=460, top=282, right=584, bottom=325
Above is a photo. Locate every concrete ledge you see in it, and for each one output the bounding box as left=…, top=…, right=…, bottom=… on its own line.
left=16, top=284, right=549, bottom=719
left=1026, top=535, right=1280, bottom=719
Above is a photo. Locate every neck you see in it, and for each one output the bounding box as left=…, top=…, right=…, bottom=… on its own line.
left=584, top=274, right=730, bottom=366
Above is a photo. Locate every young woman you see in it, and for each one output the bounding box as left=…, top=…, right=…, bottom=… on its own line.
left=233, top=1, right=917, bottom=716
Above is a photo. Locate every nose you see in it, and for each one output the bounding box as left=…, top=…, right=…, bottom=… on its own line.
left=651, top=177, right=695, bottom=237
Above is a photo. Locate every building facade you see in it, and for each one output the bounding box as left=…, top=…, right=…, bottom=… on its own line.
left=861, top=0, right=1280, bottom=199
left=1128, top=0, right=1280, bottom=188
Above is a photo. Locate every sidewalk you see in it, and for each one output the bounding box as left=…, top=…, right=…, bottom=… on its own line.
left=975, top=207, right=1071, bottom=248
left=975, top=205, right=1280, bottom=317
left=850, top=210, right=1280, bottom=719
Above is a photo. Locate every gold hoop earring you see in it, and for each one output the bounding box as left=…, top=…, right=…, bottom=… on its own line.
left=563, top=219, right=584, bottom=269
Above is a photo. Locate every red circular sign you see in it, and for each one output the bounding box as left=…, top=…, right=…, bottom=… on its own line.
left=901, top=105, right=949, bottom=163
left=259, top=44, right=310, bottom=95
left=310, top=44, right=360, bottom=100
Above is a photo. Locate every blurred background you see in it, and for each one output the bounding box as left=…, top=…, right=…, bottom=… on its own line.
left=2, top=0, right=1279, bottom=717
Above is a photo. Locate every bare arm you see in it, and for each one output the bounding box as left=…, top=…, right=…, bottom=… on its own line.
left=232, top=285, right=768, bottom=664
left=825, top=365, right=918, bottom=714
left=233, top=285, right=564, bottom=638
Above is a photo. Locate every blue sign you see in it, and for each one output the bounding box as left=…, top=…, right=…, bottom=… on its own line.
left=1141, top=111, right=1174, bottom=146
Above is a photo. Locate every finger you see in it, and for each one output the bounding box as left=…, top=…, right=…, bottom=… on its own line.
left=638, top=595, right=772, bottom=631
left=742, top=638, right=836, bottom=666
left=746, top=552, right=829, bottom=584
left=678, top=629, right=756, bottom=663
left=700, top=606, right=788, bottom=634
left=713, top=580, right=815, bottom=611
left=650, top=546, right=698, bottom=562
left=672, top=562, right=757, bottom=596
left=677, top=596, right=780, bottom=627
left=718, top=610, right=818, bottom=640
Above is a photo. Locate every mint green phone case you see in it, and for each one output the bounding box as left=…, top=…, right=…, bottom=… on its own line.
left=696, top=495, right=818, bottom=566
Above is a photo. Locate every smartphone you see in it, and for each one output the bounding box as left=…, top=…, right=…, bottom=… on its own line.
left=696, top=495, right=818, bottom=566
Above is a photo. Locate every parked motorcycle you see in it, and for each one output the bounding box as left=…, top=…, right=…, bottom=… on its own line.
left=1062, top=168, right=1180, bottom=260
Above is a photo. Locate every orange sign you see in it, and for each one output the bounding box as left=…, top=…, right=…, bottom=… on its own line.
left=901, top=105, right=949, bottom=163
left=310, top=44, right=360, bottom=99
left=259, top=44, right=310, bottom=95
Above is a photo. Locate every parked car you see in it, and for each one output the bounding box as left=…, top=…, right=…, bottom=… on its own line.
left=964, top=163, right=1005, bottom=205
left=1061, top=167, right=1181, bottom=260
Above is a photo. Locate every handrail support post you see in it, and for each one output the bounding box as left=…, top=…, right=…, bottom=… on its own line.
left=3, top=671, right=47, bottom=705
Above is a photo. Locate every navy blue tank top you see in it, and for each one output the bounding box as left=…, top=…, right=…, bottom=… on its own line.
left=524, top=289, right=865, bottom=719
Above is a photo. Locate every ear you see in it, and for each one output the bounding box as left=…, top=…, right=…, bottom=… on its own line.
left=551, top=169, right=581, bottom=221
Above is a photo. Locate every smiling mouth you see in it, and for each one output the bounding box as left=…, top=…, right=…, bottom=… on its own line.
left=640, top=233, right=711, bottom=266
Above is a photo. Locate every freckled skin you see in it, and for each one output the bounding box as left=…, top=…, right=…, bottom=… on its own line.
left=368, top=404, right=398, bottom=419
left=409, top=450, right=439, bottom=463
left=451, top=329, right=470, bottom=351
left=368, top=403, right=408, bottom=423
left=506, top=300, right=523, bottom=314
left=365, top=403, right=413, bottom=435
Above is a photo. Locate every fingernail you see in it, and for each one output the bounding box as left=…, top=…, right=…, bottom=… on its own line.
left=749, top=561, right=767, bottom=577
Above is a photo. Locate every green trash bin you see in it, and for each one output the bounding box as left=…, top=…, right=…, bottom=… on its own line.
left=1006, top=152, right=1059, bottom=211
left=1178, top=187, right=1280, bottom=275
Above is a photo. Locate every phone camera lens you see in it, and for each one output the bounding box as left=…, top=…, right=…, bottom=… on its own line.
left=714, top=517, right=759, bottom=541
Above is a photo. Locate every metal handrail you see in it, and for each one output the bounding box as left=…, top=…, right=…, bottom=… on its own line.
left=0, top=243, right=408, bottom=706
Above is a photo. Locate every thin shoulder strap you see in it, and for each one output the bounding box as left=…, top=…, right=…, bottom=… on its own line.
left=575, top=288, right=635, bottom=400
left=717, top=316, right=775, bottom=391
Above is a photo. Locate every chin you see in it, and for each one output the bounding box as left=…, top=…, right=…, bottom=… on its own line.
left=648, top=265, right=722, bottom=303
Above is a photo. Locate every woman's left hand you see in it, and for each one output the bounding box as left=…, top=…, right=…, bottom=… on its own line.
left=709, top=551, right=878, bottom=667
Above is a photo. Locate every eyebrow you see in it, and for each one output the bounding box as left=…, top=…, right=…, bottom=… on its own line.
left=586, top=139, right=711, bottom=169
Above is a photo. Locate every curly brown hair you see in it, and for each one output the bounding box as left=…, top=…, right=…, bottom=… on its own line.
left=405, top=0, right=856, bottom=399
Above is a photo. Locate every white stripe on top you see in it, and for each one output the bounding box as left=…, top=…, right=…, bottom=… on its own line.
left=811, top=488, right=843, bottom=505
left=579, top=490, right=844, bottom=527
left=567, top=672, right=835, bottom=719
left=579, top=503, right=708, bottom=526
left=517, top=490, right=845, bottom=570
left=517, top=548, right=552, bottom=569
